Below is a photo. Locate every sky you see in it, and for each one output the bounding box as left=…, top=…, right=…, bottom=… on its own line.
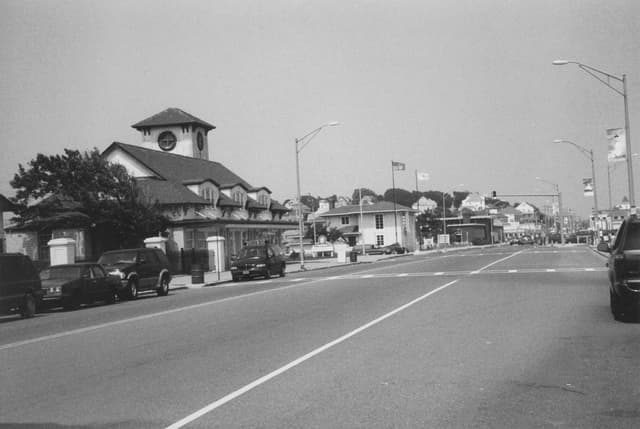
left=2, top=0, right=640, bottom=218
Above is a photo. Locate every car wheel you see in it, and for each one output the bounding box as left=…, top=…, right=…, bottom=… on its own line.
left=105, top=289, right=116, bottom=305
left=128, top=280, right=138, bottom=300
left=157, top=276, right=169, bottom=296
left=21, top=294, right=36, bottom=318
left=279, top=264, right=286, bottom=277
left=610, top=289, right=623, bottom=321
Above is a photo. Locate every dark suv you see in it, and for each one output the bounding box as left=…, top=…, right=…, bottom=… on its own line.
left=0, top=253, right=43, bottom=318
left=98, top=248, right=171, bottom=300
left=230, top=243, right=286, bottom=281
left=598, top=215, right=640, bottom=321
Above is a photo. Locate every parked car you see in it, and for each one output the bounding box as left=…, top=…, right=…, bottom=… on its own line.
left=517, top=235, right=534, bottom=245
left=0, top=253, right=43, bottom=318
left=598, top=214, right=640, bottom=321
left=351, top=244, right=376, bottom=255
left=97, top=248, right=172, bottom=300
left=40, top=263, right=119, bottom=310
left=368, top=243, right=407, bottom=255
left=230, top=243, right=286, bottom=281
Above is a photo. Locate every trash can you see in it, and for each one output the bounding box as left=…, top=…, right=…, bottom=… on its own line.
left=191, top=264, right=204, bottom=284
left=349, top=251, right=358, bottom=263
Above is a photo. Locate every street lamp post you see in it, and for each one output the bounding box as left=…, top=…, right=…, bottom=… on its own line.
left=536, top=177, right=564, bottom=244
left=295, top=122, right=340, bottom=270
left=553, top=60, right=635, bottom=206
left=553, top=139, right=599, bottom=236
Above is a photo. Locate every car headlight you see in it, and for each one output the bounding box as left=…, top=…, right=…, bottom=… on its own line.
left=256, top=264, right=266, bottom=268
left=109, top=269, right=126, bottom=280
left=230, top=266, right=238, bottom=271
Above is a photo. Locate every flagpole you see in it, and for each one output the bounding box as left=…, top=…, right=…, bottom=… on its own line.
left=391, top=161, right=399, bottom=244
left=415, top=169, right=419, bottom=193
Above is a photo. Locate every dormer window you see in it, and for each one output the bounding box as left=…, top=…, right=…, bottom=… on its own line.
left=157, top=131, right=177, bottom=151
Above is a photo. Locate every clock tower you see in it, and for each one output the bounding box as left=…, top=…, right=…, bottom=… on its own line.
left=131, top=108, right=216, bottom=160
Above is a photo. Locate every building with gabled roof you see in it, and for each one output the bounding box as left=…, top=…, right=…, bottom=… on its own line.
left=318, top=201, right=417, bottom=250
left=6, top=108, right=293, bottom=271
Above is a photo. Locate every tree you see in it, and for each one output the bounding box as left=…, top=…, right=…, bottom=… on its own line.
left=351, top=188, right=381, bottom=205
left=10, top=148, right=169, bottom=248
left=382, top=188, right=414, bottom=207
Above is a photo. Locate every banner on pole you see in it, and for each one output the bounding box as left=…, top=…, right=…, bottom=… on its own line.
left=392, top=161, right=406, bottom=171
left=607, top=128, right=626, bottom=163
left=583, top=177, right=594, bottom=197
left=416, top=171, right=430, bottom=181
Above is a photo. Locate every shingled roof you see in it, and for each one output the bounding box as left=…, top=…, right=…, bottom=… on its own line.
left=318, top=201, right=416, bottom=216
left=104, top=142, right=253, bottom=189
left=131, top=108, right=216, bottom=132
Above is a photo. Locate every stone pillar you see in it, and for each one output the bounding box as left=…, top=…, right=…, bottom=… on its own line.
left=48, top=238, right=76, bottom=266
left=207, top=236, right=226, bottom=273
left=144, top=236, right=168, bottom=253
left=334, top=242, right=349, bottom=263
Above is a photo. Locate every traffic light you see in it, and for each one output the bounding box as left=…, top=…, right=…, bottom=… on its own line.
left=492, top=190, right=497, bottom=198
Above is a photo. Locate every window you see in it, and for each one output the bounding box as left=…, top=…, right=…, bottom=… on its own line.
left=376, top=235, right=384, bottom=246
left=375, top=214, right=384, bottom=229
left=341, top=216, right=350, bottom=225
left=157, top=131, right=177, bottom=151
left=185, top=230, right=207, bottom=249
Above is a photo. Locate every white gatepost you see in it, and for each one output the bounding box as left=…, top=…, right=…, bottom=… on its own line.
left=144, top=236, right=168, bottom=253
left=207, top=236, right=226, bottom=273
left=334, top=242, right=349, bottom=263
left=48, top=238, right=76, bottom=266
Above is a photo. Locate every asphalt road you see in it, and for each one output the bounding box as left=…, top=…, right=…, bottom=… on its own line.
left=2, top=245, right=639, bottom=428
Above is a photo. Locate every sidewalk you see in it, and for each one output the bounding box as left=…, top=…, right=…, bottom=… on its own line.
left=169, top=253, right=400, bottom=289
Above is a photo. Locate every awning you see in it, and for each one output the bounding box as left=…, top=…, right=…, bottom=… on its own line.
left=338, top=225, right=360, bottom=237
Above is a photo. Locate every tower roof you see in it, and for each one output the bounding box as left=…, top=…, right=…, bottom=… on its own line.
left=132, top=107, right=216, bottom=132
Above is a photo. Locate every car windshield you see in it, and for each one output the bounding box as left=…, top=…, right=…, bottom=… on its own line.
left=40, top=266, right=83, bottom=280
left=623, top=222, right=640, bottom=250
left=98, top=251, right=138, bottom=265
left=238, top=247, right=266, bottom=258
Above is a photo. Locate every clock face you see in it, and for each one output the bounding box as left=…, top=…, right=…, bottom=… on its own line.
left=197, top=132, right=204, bottom=151
left=158, top=131, right=177, bottom=151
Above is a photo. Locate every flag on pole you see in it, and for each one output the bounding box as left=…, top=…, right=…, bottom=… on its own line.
left=416, top=171, right=430, bottom=181
left=583, top=178, right=594, bottom=197
left=607, top=128, right=626, bottom=163
left=392, top=161, right=406, bottom=171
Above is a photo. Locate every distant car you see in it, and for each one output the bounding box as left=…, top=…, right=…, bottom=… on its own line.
left=597, top=214, right=640, bottom=322
left=0, top=253, right=43, bottom=318
left=352, top=244, right=376, bottom=255
left=98, top=248, right=172, bottom=300
left=368, top=243, right=407, bottom=255
left=40, top=263, right=119, bottom=311
left=517, top=235, right=534, bottom=245
left=230, top=243, right=286, bottom=281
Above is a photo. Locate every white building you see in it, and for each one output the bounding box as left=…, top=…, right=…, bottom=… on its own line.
left=318, top=201, right=417, bottom=251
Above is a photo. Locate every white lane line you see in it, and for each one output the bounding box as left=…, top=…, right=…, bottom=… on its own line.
left=290, top=278, right=306, bottom=282
left=508, top=270, right=518, bottom=273
left=585, top=268, right=595, bottom=272
left=165, top=279, right=459, bottom=429
left=546, top=269, right=556, bottom=272
left=473, top=249, right=524, bottom=273
left=397, top=273, right=408, bottom=277
left=434, top=272, right=444, bottom=276
left=254, top=280, right=272, bottom=285
left=361, top=275, right=374, bottom=278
